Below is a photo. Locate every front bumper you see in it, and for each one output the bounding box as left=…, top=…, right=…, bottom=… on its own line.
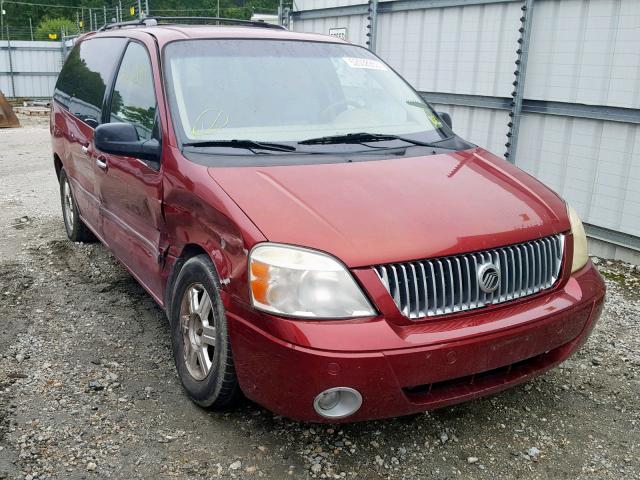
left=225, top=261, right=605, bottom=422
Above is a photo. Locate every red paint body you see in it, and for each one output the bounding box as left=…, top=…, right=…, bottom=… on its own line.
left=51, top=26, right=605, bottom=422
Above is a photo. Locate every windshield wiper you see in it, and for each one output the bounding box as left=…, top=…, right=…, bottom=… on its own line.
left=298, top=132, right=454, bottom=148
left=183, top=139, right=296, bottom=153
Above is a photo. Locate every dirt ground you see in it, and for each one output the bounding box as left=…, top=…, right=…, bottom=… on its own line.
left=0, top=117, right=639, bottom=480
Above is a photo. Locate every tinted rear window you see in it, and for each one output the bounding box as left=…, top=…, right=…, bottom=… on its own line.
left=54, top=37, right=126, bottom=126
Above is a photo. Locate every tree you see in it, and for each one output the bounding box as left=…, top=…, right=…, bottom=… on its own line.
left=35, top=17, right=77, bottom=40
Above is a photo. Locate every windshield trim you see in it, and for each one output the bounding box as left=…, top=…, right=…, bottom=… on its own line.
left=182, top=145, right=476, bottom=168
left=161, top=37, right=456, bottom=166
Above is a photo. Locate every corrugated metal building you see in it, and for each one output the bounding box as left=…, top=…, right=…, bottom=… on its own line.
left=292, top=0, right=640, bottom=262
left=0, top=40, right=63, bottom=98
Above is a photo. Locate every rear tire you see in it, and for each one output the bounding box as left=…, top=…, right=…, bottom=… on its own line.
left=170, top=254, right=240, bottom=408
left=59, top=168, right=95, bottom=243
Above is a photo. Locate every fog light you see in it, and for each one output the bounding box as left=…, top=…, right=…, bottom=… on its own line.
left=317, top=390, right=340, bottom=410
left=313, top=387, right=362, bottom=419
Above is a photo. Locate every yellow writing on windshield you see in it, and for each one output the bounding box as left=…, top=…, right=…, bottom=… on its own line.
left=191, top=109, right=230, bottom=137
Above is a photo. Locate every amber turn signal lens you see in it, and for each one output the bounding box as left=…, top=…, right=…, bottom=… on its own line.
left=250, top=260, right=270, bottom=304
left=251, top=260, right=270, bottom=279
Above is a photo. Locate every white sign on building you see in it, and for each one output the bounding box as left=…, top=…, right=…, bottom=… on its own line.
left=328, top=27, right=347, bottom=41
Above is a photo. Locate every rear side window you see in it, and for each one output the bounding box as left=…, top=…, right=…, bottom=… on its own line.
left=109, top=42, right=157, bottom=141
left=54, top=37, right=126, bottom=126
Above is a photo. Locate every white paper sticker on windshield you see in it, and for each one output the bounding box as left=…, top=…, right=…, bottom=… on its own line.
left=342, top=57, right=388, bottom=71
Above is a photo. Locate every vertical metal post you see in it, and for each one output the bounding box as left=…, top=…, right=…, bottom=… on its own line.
left=94, top=12, right=97, bottom=29
left=0, top=0, right=4, bottom=41
left=217, top=0, right=220, bottom=17
left=505, top=0, right=535, bottom=163
left=137, top=0, right=142, bottom=19
left=283, top=7, right=291, bottom=29
left=6, top=27, right=15, bottom=97
left=103, top=6, right=107, bottom=26
left=119, top=1, right=123, bottom=22
left=89, top=8, right=93, bottom=31
left=145, top=0, right=149, bottom=16
left=61, top=30, right=66, bottom=59
left=29, top=17, right=33, bottom=40
left=366, top=0, right=379, bottom=52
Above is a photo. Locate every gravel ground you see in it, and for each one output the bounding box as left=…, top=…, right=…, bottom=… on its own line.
left=0, top=118, right=639, bottom=480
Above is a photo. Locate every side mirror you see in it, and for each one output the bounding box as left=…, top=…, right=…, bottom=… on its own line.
left=94, top=122, right=161, bottom=162
left=438, top=111, right=452, bottom=129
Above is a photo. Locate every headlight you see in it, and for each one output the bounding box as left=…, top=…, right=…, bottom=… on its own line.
left=249, top=243, right=376, bottom=318
left=567, top=204, right=588, bottom=273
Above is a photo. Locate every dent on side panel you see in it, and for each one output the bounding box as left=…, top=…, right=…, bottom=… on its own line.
left=162, top=161, right=265, bottom=303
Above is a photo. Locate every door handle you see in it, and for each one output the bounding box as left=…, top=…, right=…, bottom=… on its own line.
left=96, top=156, right=108, bottom=171
left=81, top=145, right=89, bottom=154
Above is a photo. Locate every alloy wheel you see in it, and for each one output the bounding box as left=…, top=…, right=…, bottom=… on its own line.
left=62, top=178, right=74, bottom=231
left=179, top=284, right=217, bottom=381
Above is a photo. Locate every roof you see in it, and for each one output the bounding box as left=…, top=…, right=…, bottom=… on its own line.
left=85, top=24, right=345, bottom=47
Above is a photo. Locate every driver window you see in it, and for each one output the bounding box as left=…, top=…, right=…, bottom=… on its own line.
left=110, top=42, right=157, bottom=141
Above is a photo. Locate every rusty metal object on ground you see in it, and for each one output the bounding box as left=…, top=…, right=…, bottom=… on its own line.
left=0, top=91, right=20, bottom=128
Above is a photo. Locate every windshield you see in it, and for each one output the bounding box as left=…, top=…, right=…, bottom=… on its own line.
left=164, top=39, right=447, bottom=144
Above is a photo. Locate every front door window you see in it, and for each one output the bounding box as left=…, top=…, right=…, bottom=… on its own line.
left=110, top=42, right=157, bottom=141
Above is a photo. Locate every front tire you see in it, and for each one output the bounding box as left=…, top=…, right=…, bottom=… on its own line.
left=170, top=254, right=239, bottom=408
left=59, top=169, right=95, bottom=242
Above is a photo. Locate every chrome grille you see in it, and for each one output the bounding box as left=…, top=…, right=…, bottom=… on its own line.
left=374, top=235, right=565, bottom=319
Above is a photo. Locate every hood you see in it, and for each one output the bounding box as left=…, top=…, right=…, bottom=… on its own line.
left=208, top=148, right=570, bottom=267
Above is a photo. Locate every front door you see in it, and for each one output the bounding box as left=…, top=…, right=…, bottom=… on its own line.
left=97, top=40, right=164, bottom=301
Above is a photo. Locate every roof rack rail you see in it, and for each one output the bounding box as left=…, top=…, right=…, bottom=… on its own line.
left=97, top=18, right=156, bottom=31
left=98, top=16, right=286, bottom=32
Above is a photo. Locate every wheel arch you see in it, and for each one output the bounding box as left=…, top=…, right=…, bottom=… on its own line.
left=54, top=153, right=63, bottom=180
left=164, top=243, right=222, bottom=323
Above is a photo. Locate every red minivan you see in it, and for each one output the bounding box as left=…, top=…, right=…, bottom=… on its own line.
left=51, top=18, right=605, bottom=422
